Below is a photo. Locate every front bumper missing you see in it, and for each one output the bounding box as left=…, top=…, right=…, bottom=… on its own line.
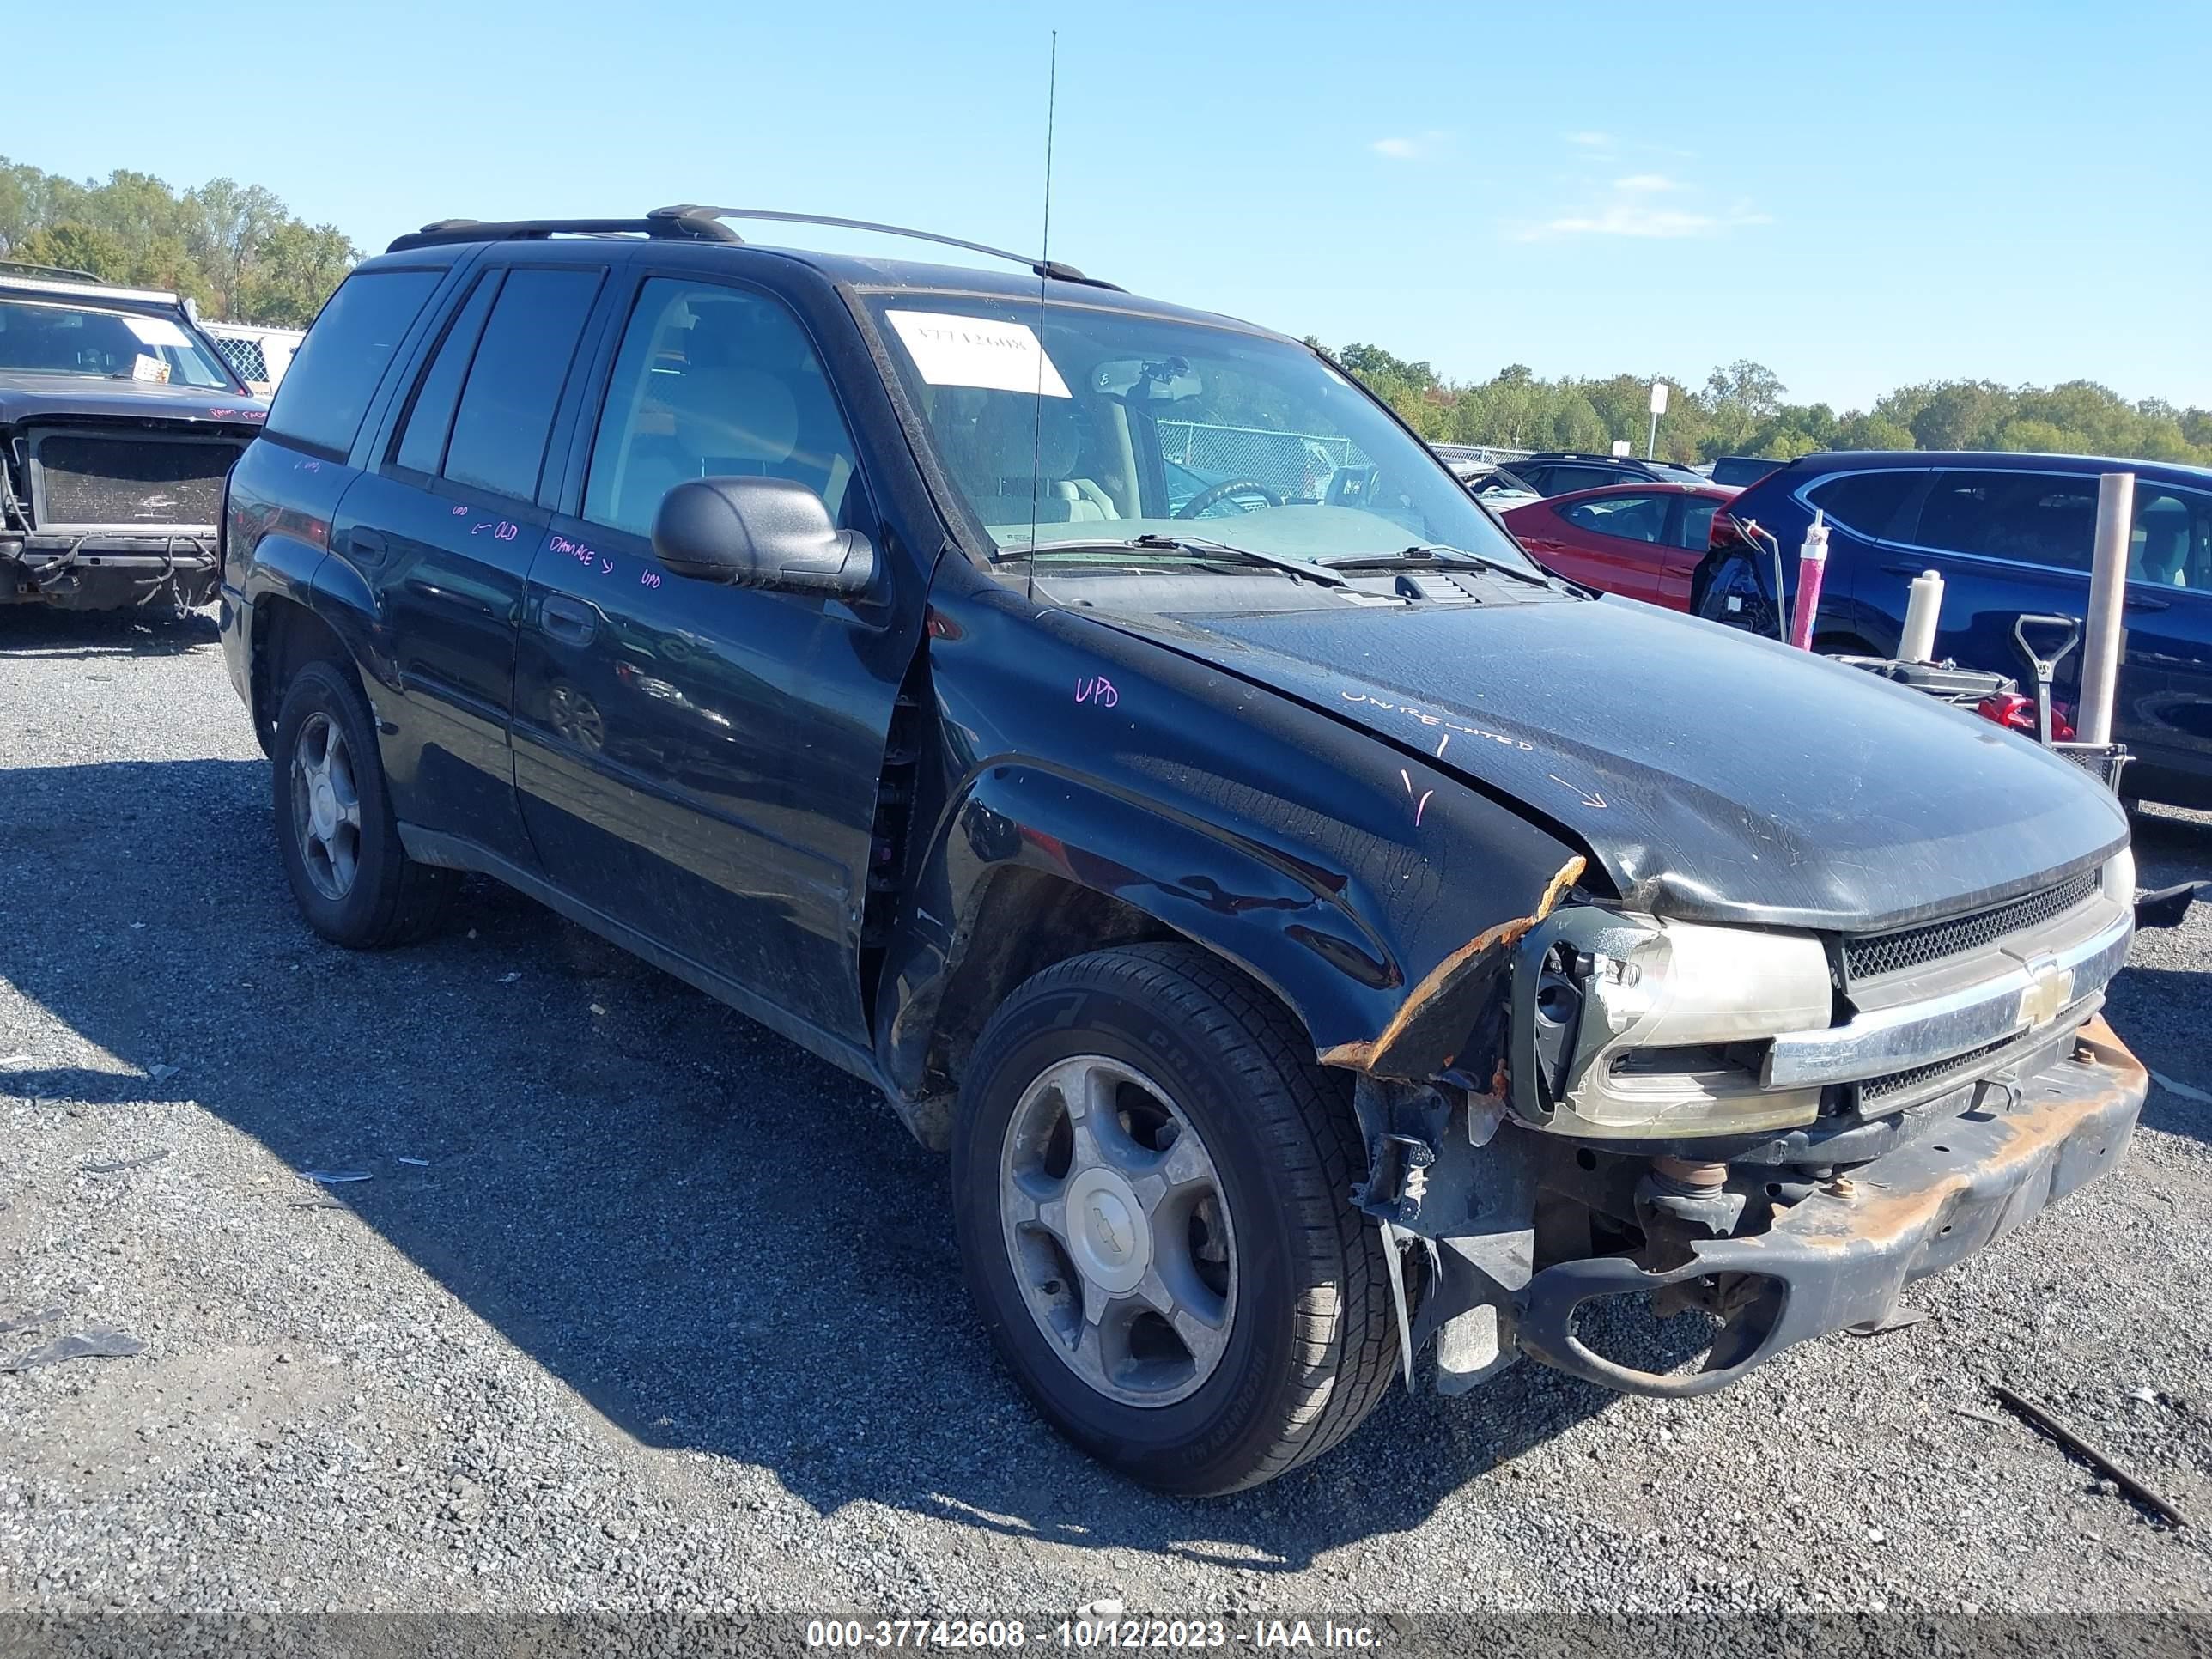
left=1511, top=1015, right=2148, bottom=1397
left=2, top=533, right=219, bottom=610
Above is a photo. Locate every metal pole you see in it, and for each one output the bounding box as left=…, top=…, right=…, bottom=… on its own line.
left=1645, top=410, right=1659, bottom=461
left=2077, top=472, right=2133, bottom=746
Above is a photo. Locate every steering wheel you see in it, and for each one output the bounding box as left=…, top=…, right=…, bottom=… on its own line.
left=1176, top=477, right=1283, bottom=519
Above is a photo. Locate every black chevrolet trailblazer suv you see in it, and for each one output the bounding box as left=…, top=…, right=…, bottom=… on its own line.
left=219, top=208, right=2148, bottom=1493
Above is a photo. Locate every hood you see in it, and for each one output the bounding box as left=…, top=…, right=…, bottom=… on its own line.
left=0, top=372, right=268, bottom=430
left=1097, top=593, right=2127, bottom=933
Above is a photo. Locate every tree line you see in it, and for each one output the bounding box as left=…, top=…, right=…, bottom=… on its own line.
left=1320, top=343, right=2212, bottom=470
left=6, top=158, right=2207, bottom=465
left=0, top=158, right=357, bottom=328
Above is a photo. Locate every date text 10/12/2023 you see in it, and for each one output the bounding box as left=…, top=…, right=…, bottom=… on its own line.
left=802, top=1620, right=1383, bottom=1650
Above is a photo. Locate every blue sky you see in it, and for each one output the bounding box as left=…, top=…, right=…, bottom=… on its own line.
left=12, top=0, right=2209, bottom=410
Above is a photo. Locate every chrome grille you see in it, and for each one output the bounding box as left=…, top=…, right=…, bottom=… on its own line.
left=1843, top=871, right=2100, bottom=983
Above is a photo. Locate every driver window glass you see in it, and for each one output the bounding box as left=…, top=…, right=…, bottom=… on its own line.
left=584, top=277, right=863, bottom=539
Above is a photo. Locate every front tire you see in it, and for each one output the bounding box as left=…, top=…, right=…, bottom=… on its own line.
left=271, top=659, right=456, bottom=948
left=951, top=943, right=1397, bottom=1494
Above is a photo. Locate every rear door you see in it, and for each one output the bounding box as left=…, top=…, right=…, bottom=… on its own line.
left=333, top=258, right=611, bottom=866
left=1538, top=490, right=1671, bottom=602
left=1893, top=468, right=2101, bottom=693
left=1792, top=466, right=1933, bottom=647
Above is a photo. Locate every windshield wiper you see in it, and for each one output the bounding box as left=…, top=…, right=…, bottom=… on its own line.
left=1025, top=533, right=1347, bottom=588
left=1322, top=545, right=1556, bottom=588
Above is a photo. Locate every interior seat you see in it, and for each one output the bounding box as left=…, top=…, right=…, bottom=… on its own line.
left=611, top=328, right=801, bottom=533
left=939, top=395, right=1115, bottom=531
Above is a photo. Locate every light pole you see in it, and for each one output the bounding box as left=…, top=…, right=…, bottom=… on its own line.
left=1646, top=380, right=1668, bottom=460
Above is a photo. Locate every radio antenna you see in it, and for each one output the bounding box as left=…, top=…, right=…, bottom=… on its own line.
left=1024, top=28, right=1058, bottom=600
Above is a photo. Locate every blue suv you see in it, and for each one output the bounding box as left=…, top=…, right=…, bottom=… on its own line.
left=1697, top=450, right=2212, bottom=808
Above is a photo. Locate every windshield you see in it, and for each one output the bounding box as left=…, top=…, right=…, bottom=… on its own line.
left=0, top=299, right=238, bottom=389
left=866, top=293, right=1538, bottom=571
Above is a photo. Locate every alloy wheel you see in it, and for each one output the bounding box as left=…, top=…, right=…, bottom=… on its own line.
left=998, top=1054, right=1237, bottom=1407
left=289, top=711, right=363, bottom=902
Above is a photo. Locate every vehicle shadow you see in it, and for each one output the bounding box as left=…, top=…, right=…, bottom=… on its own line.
left=9, top=751, right=2197, bottom=1568
left=0, top=753, right=1663, bottom=1565
left=0, top=605, right=219, bottom=659
left=2111, top=804, right=2212, bottom=1145
left=2127, top=799, right=2212, bottom=885
left=2108, top=963, right=2212, bottom=1144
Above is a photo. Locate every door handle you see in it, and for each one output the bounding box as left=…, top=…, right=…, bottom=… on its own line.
left=1881, top=562, right=1932, bottom=577
left=2125, top=594, right=2170, bottom=612
left=349, top=529, right=388, bottom=564
left=540, top=594, right=599, bottom=646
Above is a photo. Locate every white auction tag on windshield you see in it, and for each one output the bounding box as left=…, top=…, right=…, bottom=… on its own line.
left=124, top=315, right=192, bottom=349
left=884, top=310, right=1070, bottom=398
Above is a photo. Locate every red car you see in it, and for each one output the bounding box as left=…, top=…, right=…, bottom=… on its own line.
left=1503, top=481, right=1738, bottom=611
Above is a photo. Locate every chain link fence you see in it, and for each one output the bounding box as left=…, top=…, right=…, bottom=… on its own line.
left=1430, top=441, right=1537, bottom=468
left=1155, top=425, right=1536, bottom=501
left=1157, top=422, right=1368, bottom=501
left=199, top=323, right=302, bottom=392
left=210, top=335, right=270, bottom=385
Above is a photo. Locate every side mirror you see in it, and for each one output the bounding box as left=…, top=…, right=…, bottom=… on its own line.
left=651, top=476, right=877, bottom=599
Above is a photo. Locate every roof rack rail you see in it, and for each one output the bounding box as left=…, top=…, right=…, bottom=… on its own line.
left=648, top=206, right=1121, bottom=289
left=0, top=259, right=103, bottom=283
left=384, top=208, right=1120, bottom=289
left=385, top=211, right=744, bottom=253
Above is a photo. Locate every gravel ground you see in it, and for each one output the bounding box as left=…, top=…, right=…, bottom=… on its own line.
left=2, top=606, right=2210, bottom=1620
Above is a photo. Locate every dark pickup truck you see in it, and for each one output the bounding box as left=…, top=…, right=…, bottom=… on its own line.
left=219, top=209, right=2147, bottom=1494
left=1, top=266, right=266, bottom=612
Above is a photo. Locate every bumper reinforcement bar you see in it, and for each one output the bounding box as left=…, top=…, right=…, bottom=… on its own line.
left=1514, top=1014, right=2147, bottom=1397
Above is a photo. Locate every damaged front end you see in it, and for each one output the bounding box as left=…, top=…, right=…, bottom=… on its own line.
left=1337, top=851, right=2151, bottom=1398
left=2, top=422, right=245, bottom=611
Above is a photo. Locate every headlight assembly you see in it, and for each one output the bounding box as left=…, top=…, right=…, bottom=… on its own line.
left=2100, top=847, right=2136, bottom=911
left=1510, top=908, right=1835, bottom=1138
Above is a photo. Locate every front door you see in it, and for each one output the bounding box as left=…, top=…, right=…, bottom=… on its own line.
left=511, top=274, right=907, bottom=1042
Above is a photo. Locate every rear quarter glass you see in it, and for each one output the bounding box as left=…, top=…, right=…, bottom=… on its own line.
left=1807, top=468, right=1923, bottom=540
left=266, top=269, right=443, bottom=457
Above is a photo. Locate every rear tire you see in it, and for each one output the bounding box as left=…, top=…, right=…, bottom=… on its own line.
left=271, top=659, right=456, bottom=948
left=951, top=943, right=1397, bottom=1494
